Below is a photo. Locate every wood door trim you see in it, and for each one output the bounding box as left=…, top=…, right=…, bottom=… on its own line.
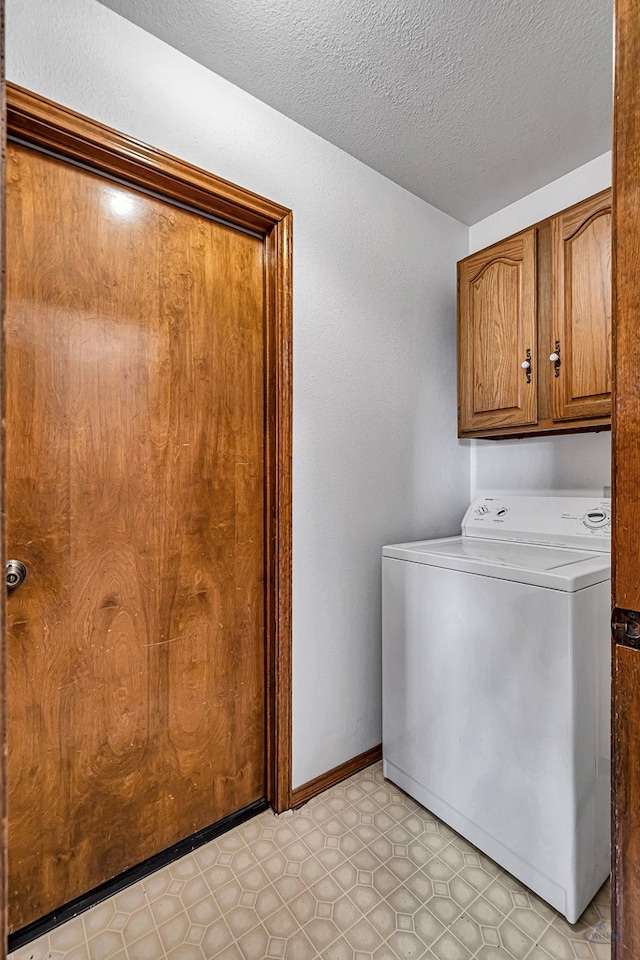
left=265, top=213, right=293, bottom=812
left=7, top=84, right=289, bottom=236
left=612, top=0, right=640, bottom=952
left=5, top=83, right=293, bottom=815
left=0, top=6, right=6, bottom=958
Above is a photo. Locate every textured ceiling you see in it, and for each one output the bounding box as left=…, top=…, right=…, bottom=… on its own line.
left=96, top=0, right=613, bottom=224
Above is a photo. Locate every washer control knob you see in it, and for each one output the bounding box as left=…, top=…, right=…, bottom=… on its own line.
left=583, top=507, right=610, bottom=529
left=475, top=505, right=489, bottom=516
left=496, top=507, right=508, bottom=517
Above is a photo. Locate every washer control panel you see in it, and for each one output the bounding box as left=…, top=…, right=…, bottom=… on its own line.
left=463, top=495, right=611, bottom=550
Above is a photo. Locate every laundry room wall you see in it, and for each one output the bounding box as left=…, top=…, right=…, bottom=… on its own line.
left=7, top=0, right=470, bottom=789
left=468, top=154, right=612, bottom=499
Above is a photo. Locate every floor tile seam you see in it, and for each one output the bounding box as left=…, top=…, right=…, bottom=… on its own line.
left=506, top=906, right=557, bottom=952
left=79, top=910, right=94, bottom=954
left=519, top=934, right=556, bottom=960
left=224, top=902, right=276, bottom=943
left=342, top=882, right=382, bottom=920
left=228, top=851, right=280, bottom=892
left=420, top=917, right=477, bottom=959
left=217, top=912, right=258, bottom=960
left=155, top=906, right=211, bottom=954
left=362, top=831, right=427, bottom=874
left=86, top=917, right=131, bottom=959
left=381, top=822, right=434, bottom=849
left=380, top=928, right=434, bottom=960
left=326, top=798, right=383, bottom=828
left=330, top=894, right=395, bottom=947
left=332, top=824, right=370, bottom=859
left=117, top=907, right=178, bottom=954
left=280, top=920, right=343, bottom=959
left=49, top=927, right=90, bottom=958
left=444, top=865, right=492, bottom=901
left=179, top=881, right=227, bottom=919
left=295, top=819, right=355, bottom=859
left=363, top=852, right=421, bottom=885
left=377, top=934, right=404, bottom=960
left=492, top=913, right=542, bottom=959
left=443, top=885, right=507, bottom=930
left=171, top=852, right=217, bottom=892
left=587, top=940, right=611, bottom=960
left=140, top=884, right=171, bottom=960
left=361, top=897, right=428, bottom=948
left=242, top=878, right=288, bottom=924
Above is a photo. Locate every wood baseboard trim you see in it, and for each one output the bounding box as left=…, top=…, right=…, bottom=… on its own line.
left=291, top=744, right=382, bottom=807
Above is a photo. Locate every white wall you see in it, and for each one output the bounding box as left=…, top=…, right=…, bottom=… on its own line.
left=468, top=153, right=612, bottom=499
left=7, top=0, right=470, bottom=788
left=468, top=152, right=612, bottom=253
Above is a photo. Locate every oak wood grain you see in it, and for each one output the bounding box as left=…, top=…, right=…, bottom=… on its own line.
left=0, top=4, right=7, bottom=956
left=612, top=0, right=640, bottom=953
left=4, top=86, right=293, bottom=925
left=551, top=190, right=612, bottom=422
left=6, top=142, right=268, bottom=929
left=458, top=231, right=537, bottom=433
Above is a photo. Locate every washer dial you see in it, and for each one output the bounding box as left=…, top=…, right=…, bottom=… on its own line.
left=583, top=507, right=610, bottom=529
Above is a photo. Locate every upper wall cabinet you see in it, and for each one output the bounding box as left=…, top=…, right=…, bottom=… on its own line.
left=457, top=189, right=612, bottom=439
left=458, top=230, right=537, bottom=434
left=551, top=192, right=612, bottom=422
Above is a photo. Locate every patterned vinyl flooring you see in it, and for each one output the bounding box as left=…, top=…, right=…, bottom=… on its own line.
left=9, top=762, right=611, bottom=960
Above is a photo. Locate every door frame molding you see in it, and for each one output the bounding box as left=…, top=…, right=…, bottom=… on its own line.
left=6, top=83, right=293, bottom=813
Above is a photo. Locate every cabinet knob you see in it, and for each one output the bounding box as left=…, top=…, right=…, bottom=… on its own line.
left=521, top=360, right=531, bottom=369
left=521, top=348, right=532, bottom=383
left=550, top=341, right=561, bottom=377
left=549, top=353, right=559, bottom=363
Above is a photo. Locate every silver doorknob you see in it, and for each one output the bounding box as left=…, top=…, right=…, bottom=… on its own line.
left=6, top=560, right=27, bottom=590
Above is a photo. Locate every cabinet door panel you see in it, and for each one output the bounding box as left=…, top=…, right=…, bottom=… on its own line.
left=458, top=230, right=537, bottom=434
left=551, top=191, right=612, bottom=422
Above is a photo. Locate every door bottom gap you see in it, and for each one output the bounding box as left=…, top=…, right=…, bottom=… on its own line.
left=8, top=797, right=269, bottom=953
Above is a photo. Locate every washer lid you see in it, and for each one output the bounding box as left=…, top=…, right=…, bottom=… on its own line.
left=382, top=536, right=611, bottom=591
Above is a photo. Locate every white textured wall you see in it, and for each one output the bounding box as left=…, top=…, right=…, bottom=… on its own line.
left=468, top=153, right=612, bottom=499
left=7, top=0, right=470, bottom=788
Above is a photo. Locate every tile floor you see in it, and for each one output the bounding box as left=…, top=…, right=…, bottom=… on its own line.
left=10, top=762, right=611, bottom=960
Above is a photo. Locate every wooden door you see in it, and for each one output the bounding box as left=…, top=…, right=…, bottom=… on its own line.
left=612, top=0, right=640, bottom=954
left=551, top=190, right=612, bottom=422
left=6, top=141, right=267, bottom=930
left=458, top=230, right=537, bottom=434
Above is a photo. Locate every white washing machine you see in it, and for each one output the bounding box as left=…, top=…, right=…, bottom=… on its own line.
left=382, top=495, right=611, bottom=923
